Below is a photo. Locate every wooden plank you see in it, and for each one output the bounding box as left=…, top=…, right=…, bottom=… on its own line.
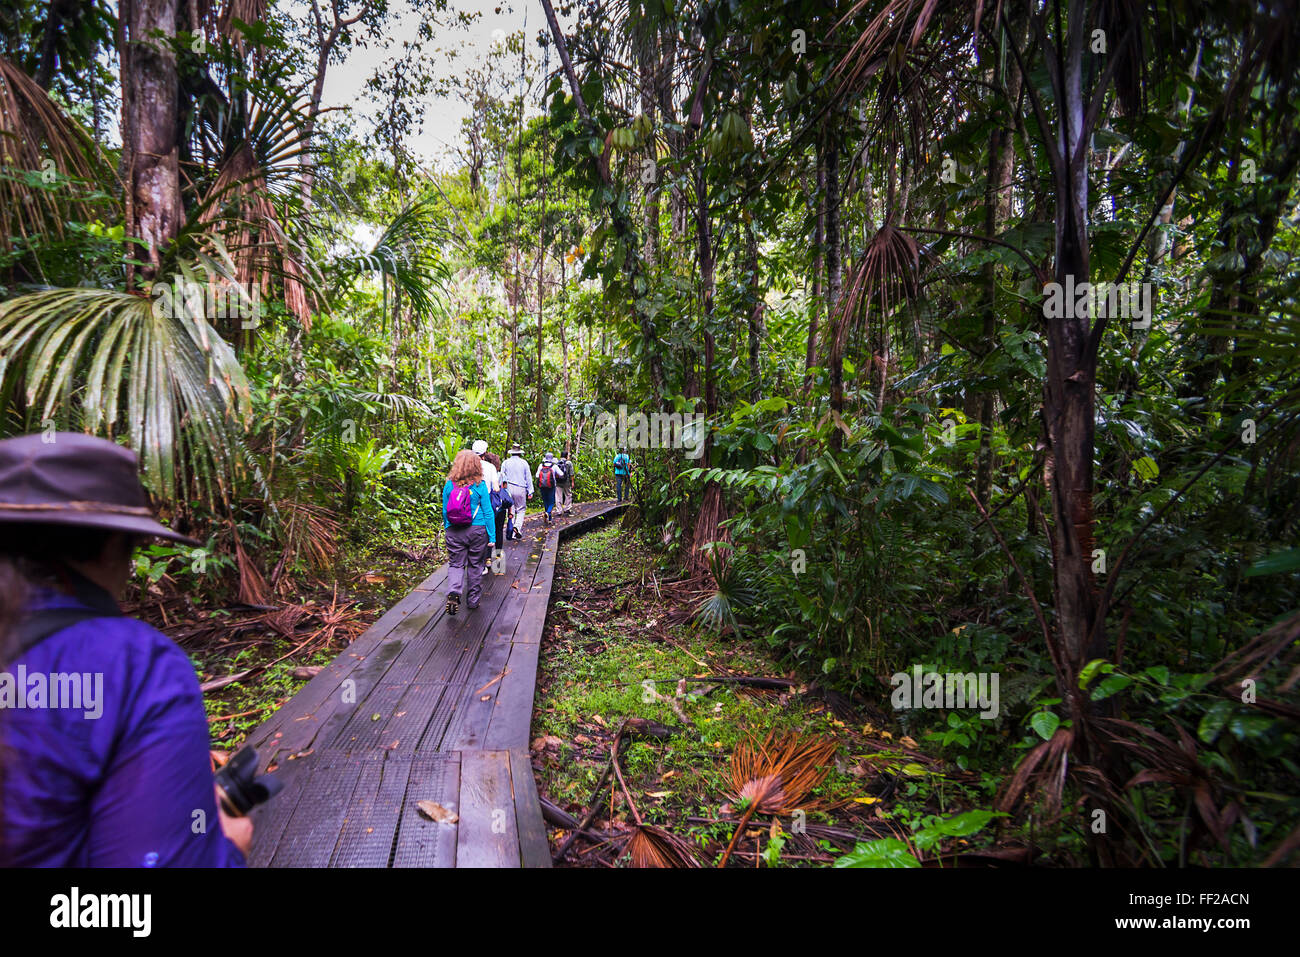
left=413, top=566, right=451, bottom=592
left=268, top=752, right=367, bottom=867
left=509, top=747, right=551, bottom=868
left=483, top=641, right=541, bottom=750
left=379, top=680, right=456, bottom=753
left=456, top=750, right=519, bottom=868
left=439, top=631, right=515, bottom=751
left=391, top=752, right=460, bottom=868
left=246, top=595, right=441, bottom=767
left=268, top=597, right=444, bottom=760
left=331, top=752, right=413, bottom=867
left=245, top=749, right=315, bottom=867
left=246, top=500, right=624, bottom=867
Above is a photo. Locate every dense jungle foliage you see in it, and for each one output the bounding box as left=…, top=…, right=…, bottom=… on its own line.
left=0, top=0, right=1297, bottom=866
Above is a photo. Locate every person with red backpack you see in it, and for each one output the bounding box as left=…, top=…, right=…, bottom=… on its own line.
left=535, top=453, right=564, bottom=525
left=442, top=449, right=494, bottom=615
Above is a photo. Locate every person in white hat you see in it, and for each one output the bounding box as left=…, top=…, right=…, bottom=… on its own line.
left=499, top=444, right=532, bottom=540
left=472, top=440, right=501, bottom=575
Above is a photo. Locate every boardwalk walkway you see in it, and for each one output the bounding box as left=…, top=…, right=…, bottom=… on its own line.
left=243, top=499, right=627, bottom=867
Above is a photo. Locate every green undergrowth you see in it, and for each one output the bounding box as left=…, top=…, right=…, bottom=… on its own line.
left=533, top=523, right=996, bottom=867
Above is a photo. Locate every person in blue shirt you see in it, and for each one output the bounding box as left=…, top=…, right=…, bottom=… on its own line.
left=0, top=433, right=248, bottom=867
left=613, top=448, right=632, bottom=503
left=441, top=449, right=495, bottom=615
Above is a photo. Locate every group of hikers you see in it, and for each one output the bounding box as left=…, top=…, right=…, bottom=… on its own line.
left=0, top=430, right=636, bottom=867
left=441, top=442, right=575, bottom=615
left=440, top=441, right=633, bottom=616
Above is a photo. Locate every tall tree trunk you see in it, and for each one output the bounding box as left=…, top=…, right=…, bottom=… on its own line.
left=120, top=0, right=182, bottom=286
left=745, top=219, right=762, bottom=400
left=804, top=137, right=826, bottom=394
left=823, top=126, right=845, bottom=449
left=536, top=103, right=549, bottom=424
left=975, top=67, right=1020, bottom=504
left=560, top=252, right=571, bottom=451
left=637, top=20, right=660, bottom=267
left=1044, top=0, right=1101, bottom=688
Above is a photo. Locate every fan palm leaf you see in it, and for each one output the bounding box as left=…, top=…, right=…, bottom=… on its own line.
left=187, top=46, right=319, bottom=328
left=0, top=280, right=251, bottom=502
left=719, top=729, right=839, bottom=866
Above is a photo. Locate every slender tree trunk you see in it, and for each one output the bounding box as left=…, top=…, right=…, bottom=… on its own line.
left=804, top=138, right=826, bottom=400
left=745, top=219, right=763, bottom=400
left=824, top=127, right=845, bottom=449
left=120, top=0, right=182, bottom=286
left=560, top=253, right=571, bottom=450
left=1045, top=0, right=1102, bottom=687
left=975, top=68, right=1020, bottom=503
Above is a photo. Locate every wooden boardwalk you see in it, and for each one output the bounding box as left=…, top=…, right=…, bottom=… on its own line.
left=242, top=499, right=626, bottom=867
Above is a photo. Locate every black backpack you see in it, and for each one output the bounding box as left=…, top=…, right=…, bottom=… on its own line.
left=4, top=572, right=124, bottom=659
left=7, top=607, right=120, bottom=659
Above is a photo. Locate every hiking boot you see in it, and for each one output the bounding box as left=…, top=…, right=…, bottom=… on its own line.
left=446, top=592, right=460, bottom=616
left=467, top=600, right=479, bottom=610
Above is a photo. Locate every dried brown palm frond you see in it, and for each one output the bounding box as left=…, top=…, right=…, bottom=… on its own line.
left=0, top=56, right=117, bottom=262
left=198, top=143, right=313, bottom=329
left=831, top=0, right=978, bottom=98
left=828, top=223, right=921, bottom=374
left=626, top=824, right=702, bottom=868
left=218, top=0, right=269, bottom=39
left=229, top=520, right=270, bottom=606
left=606, top=718, right=701, bottom=868
left=995, top=724, right=1073, bottom=820
left=279, top=500, right=341, bottom=573
left=719, top=729, right=839, bottom=867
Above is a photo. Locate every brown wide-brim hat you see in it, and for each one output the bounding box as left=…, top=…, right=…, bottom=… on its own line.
left=0, top=432, right=199, bottom=546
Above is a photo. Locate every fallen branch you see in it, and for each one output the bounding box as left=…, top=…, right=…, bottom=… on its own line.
left=683, top=675, right=796, bottom=690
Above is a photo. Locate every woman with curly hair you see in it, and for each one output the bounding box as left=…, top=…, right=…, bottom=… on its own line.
left=441, top=449, right=494, bottom=615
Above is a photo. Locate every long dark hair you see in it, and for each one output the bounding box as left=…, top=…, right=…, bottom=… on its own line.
left=0, top=523, right=117, bottom=866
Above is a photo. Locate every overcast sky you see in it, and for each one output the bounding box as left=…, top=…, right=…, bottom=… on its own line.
left=306, top=0, right=573, bottom=171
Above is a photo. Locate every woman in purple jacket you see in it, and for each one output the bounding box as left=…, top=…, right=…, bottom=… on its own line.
left=0, top=433, right=248, bottom=867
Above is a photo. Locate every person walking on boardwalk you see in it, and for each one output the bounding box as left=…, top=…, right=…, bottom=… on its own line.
left=613, top=447, right=632, bottom=503
left=481, top=450, right=509, bottom=575
left=555, top=449, right=575, bottom=515
left=536, top=452, right=563, bottom=525
left=500, top=444, right=533, bottom=540
left=442, top=449, right=494, bottom=615
left=0, top=432, right=250, bottom=867
left=474, top=440, right=502, bottom=577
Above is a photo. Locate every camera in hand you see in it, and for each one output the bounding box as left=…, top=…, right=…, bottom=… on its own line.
left=214, top=746, right=283, bottom=817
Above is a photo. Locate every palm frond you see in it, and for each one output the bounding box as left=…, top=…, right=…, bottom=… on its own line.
left=0, top=282, right=251, bottom=502
left=328, top=192, right=452, bottom=330
left=187, top=47, right=319, bottom=328
left=719, top=729, right=839, bottom=866
left=0, top=55, right=117, bottom=264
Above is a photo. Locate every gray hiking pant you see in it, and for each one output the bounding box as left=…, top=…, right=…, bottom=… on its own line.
left=447, top=524, right=489, bottom=605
